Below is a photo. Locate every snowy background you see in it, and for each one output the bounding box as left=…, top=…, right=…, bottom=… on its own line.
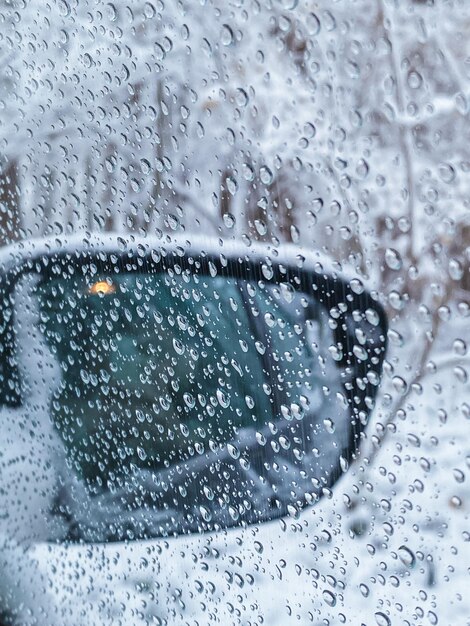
left=0, top=0, right=469, bottom=624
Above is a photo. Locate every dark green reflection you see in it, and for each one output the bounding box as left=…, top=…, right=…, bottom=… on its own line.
left=37, top=272, right=274, bottom=489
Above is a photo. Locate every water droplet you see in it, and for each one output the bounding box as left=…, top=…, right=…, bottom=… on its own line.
left=388, top=329, right=404, bottom=347
left=251, top=341, right=265, bottom=357
left=58, top=0, right=71, bottom=17
left=398, top=216, right=411, bottom=232
left=453, top=366, right=468, bottom=383
left=216, top=388, right=230, bottom=408
left=140, top=158, right=151, bottom=174
left=453, top=339, right=467, bottom=356
left=130, top=178, right=141, bottom=193
left=226, top=176, right=238, bottom=195
left=455, top=92, right=468, bottom=115
left=388, top=290, right=404, bottom=310
left=262, top=383, right=272, bottom=397
left=359, top=583, right=370, bottom=597
left=356, top=158, right=369, bottom=178
left=245, top=395, right=255, bottom=409
left=183, top=392, right=195, bottom=409
left=449, top=258, right=463, bottom=280
left=322, top=590, right=336, bottom=607
left=144, top=2, right=156, bottom=18
left=223, top=213, right=236, bottom=229
left=303, top=122, right=316, bottom=138
left=312, top=197, right=324, bottom=213
left=227, top=443, right=240, bottom=459
left=106, top=3, right=117, bottom=22
left=279, top=0, right=299, bottom=8
left=407, top=70, right=423, bottom=89
left=366, top=309, right=380, bottom=326
left=398, top=545, right=415, bottom=568
left=262, top=264, right=274, bottom=280
left=323, top=418, right=335, bottom=434
left=280, top=282, right=294, bottom=303
left=203, top=485, right=214, bottom=501
left=322, top=10, right=337, bottom=31
left=290, top=224, right=300, bottom=243
left=221, top=24, right=234, bottom=46
left=239, top=339, right=248, bottom=352
left=350, top=278, right=364, bottom=295
left=256, top=431, right=266, bottom=446
left=340, top=226, right=352, bottom=240
left=392, top=376, right=408, bottom=394
left=438, top=162, right=456, bottom=183
left=450, top=495, right=462, bottom=508
left=260, top=166, right=274, bottom=185
left=199, top=505, right=212, bottom=522
left=353, top=345, right=368, bottom=361
left=137, top=446, right=147, bottom=461
left=264, top=312, right=276, bottom=329
left=375, top=612, right=391, bottom=626
left=329, top=345, right=343, bottom=361
left=420, top=457, right=431, bottom=472
left=235, top=88, right=249, bottom=107
left=254, top=219, right=267, bottom=236
left=385, top=248, right=402, bottom=270
left=173, top=338, right=185, bottom=355
left=427, top=611, right=438, bottom=626
left=407, top=433, right=421, bottom=447
left=306, top=12, right=321, bottom=35
left=242, top=162, right=255, bottom=181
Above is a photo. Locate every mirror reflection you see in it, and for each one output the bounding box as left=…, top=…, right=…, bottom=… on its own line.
left=8, top=267, right=350, bottom=541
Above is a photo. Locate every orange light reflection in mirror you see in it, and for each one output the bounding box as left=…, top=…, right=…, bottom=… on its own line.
left=88, top=280, right=116, bottom=296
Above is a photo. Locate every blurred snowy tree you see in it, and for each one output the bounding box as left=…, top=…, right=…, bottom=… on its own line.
left=0, top=0, right=468, bottom=295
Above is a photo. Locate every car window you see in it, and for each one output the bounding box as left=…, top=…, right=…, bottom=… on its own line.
left=0, top=1, right=468, bottom=625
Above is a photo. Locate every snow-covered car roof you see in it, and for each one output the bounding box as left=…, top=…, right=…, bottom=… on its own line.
left=0, top=232, right=366, bottom=288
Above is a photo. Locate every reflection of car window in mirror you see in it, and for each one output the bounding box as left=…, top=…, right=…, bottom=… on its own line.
left=28, top=266, right=353, bottom=541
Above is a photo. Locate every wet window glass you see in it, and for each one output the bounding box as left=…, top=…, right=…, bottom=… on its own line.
left=0, top=1, right=468, bottom=625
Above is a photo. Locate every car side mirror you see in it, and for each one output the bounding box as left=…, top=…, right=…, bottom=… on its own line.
left=0, top=236, right=387, bottom=542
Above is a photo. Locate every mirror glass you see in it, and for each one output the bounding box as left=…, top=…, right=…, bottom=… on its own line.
left=11, top=266, right=351, bottom=541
